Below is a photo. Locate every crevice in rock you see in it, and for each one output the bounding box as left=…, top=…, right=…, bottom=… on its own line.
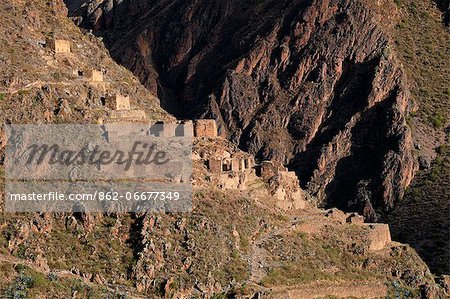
left=291, top=56, right=381, bottom=186
left=324, top=89, right=400, bottom=220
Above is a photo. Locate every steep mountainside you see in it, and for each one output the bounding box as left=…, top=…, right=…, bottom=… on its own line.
left=68, top=0, right=424, bottom=222
left=387, top=143, right=450, bottom=275
left=0, top=0, right=448, bottom=297
left=68, top=0, right=450, bottom=276
left=0, top=0, right=171, bottom=130
left=361, top=0, right=450, bottom=275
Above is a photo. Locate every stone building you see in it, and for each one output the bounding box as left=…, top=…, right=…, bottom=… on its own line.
left=102, top=93, right=151, bottom=124
left=207, top=159, right=223, bottom=173
left=192, top=135, right=307, bottom=210
left=339, top=212, right=392, bottom=251
left=366, top=224, right=391, bottom=251
left=255, top=160, right=306, bottom=210
left=176, top=121, right=194, bottom=137
left=161, top=122, right=194, bottom=137
left=48, top=39, right=71, bottom=53
left=204, top=154, right=255, bottom=175
left=346, top=213, right=365, bottom=224
left=106, top=94, right=130, bottom=110
left=146, top=121, right=194, bottom=137
left=194, top=119, right=217, bottom=137
left=192, top=139, right=256, bottom=191
left=86, top=70, right=103, bottom=82
left=255, top=161, right=280, bottom=179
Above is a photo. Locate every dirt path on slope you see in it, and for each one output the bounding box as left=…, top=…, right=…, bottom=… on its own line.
left=269, top=280, right=388, bottom=299
left=249, top=216, right=305, bottom=283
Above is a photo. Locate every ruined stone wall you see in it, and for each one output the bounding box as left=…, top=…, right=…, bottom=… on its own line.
left=177, top=121, right=194, bottom=137
left=194, top=119, right=217, bottom=137
left=109, top=109, right=146, bottom=119
left=87, top=70, right=103, bottom=82
left=366, top=224, right=391, bottom=251
left=346, top=213, right=365, bottom=224
left=256, top=161, right=277, bottom=179
left=208, top=159, right=222, bottom=174
left=49, top=39, right=71, bottom=53
left=106, top=94, right=130, bottom=110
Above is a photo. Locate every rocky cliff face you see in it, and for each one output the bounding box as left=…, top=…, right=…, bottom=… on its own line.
left=69, top=0, right=418, bottom=220
left=0, top=1, right=448, bottom=296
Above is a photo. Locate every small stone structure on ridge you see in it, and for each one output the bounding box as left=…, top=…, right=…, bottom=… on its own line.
left=346, top=213, right=365, bottom=224
left=102, top=93, right=147, bottom=124
left=194, top=119, right=217, bottom=137
left=325, top=209, right=392, bottom=252
left=106, top=93, right=130, bottom=110
left=86, top=70, right=104, bottom=82
left=254, top=160, right=306, bottom=210
left=48, top=38, right=71, bottom=54
left=366, top=224, right=391, bottom=251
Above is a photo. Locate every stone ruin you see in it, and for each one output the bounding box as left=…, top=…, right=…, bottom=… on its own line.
left=147, top=119, right=216, bottom=138
left=102, top=98, right=197, bottom=136
left=204, top=151, right=256, bottom=190
left=103, top=122, right=194, bottom=142
left=98, top=124, right=192, bottom=184
left=101, top=93, right=149, bottom=124
left=192, top=134, right=306, bottom=210
left=346, top=215, right=392, bottom=252
left=206, top=153, right=255, bottom=174
left=84, top=69, right=107, bottom=91
left=346, top=213, right=365, bottom=224
left=102, top=99, right=218, bottom=136
left=255, top=161, right=279, bottom=179
left=72, top=69, right=106, bottom=89
left=156, top=121, right=194, bottom=137
left=254, top=160, right=306, bottom=210
left=194, top=119, right=217, bottom=138
left=86, top=70, right=103, bottom=82
left=102, top=115, right=305, bottom=208
left=325, top=209, right=392, bottom=251
left=106, top=93, right=130, bottom=110
left=366, top=224, right=391, bottom=251
left=48, top=38, right=71, bottom=54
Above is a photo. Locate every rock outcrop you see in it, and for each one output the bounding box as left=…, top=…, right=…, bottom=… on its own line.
left=69, top=0, right=417, bottom=220
left=0, top=1, right=448, bottom=298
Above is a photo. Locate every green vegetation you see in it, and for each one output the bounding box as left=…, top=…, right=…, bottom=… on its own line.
left=388, top=143, right=450, bottom=274
left=429, top=110, right=446, bottom=128
left=0, top=260, right=140, bottom=298
left=44, top=216, right=135, bottom=279
left=0, top=93, right=5, bottom=101
left=17, top=90, right=30, bottom=96
left=261, top=226, right=383, bottom=287
left=4, top=273, right=34, bottom=299
left=393, top=0, right=450, bottom=127
left=239, top=235, right=250, bottom=251
left=386, top=280, right=418, bottom=298
left=52, top=72, right=62, bottom=80
left=264, top=265, right=331, bottom=285
left=226, top=251, right=248, bottom=282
